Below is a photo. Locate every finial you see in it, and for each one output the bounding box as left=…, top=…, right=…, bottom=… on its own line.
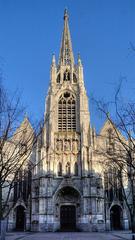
left=78, top=53, right=82, bottom=66
left=24, top=112, right=28, bottom=119
left=64, top=8, right=69, bottom=20
left=107, top=112, right=110, bottom=118
left=51, top=53, right=56, bottom=66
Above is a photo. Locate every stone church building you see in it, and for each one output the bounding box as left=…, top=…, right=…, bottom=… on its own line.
left=8, top=10, right=130, bottom=232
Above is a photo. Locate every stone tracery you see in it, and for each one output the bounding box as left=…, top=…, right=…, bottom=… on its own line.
left=58, top=92, right=76, bottom=131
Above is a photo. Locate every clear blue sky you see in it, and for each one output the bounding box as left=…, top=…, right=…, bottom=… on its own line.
left=0, top=0, right=135, bottom=131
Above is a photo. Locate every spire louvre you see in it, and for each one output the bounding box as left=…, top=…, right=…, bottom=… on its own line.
left=59, top=9, right=74, bottom=66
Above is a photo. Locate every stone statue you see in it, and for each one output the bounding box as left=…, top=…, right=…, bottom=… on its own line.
left=56, top=140, right=63, bottom=151
left=64, top=140, right=70, bottom=151
left=72, top=140, right=78, bottom=152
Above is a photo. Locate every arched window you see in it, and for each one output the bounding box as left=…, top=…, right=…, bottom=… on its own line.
left=104, top=167, right=123, bottom=203
left=66, top=162, right=70, bottom=175
left=56, top=73, right=60, bottom=83
left=74, top=162, right=78, bottom=176
left=63, top=69, right=70, bottom=81
left=58, top=92, right=76, bottom=131
left=106, top=129, right=115, bottom=153
left=58, top=162, right=62, bottom=176
left=73, top=73, right=77, bottom=83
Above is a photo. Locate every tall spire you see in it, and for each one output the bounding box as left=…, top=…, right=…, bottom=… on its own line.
left=59, top=9, right=74, bottom=66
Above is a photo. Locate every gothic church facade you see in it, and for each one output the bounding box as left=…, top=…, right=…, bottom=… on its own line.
left=31, top=9, right=105, bottom=232
left=9, top=10, right=130, bottom=232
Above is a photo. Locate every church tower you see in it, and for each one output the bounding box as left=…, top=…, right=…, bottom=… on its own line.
left=44, top=9, right=91, bottom=177
left=32, top=10, right=104, bottom=232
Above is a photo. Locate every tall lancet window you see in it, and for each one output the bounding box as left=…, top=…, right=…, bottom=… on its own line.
left=58, top=92, right=76, bottom=131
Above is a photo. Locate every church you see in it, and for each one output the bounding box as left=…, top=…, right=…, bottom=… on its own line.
left=8, top=10, right=130, bottom=232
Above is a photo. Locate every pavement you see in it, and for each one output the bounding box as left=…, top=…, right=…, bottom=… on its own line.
left=5, top=231, right=135, bottom=240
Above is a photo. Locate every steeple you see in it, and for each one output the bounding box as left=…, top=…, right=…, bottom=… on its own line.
left=59, top=9, right=74, bottom=66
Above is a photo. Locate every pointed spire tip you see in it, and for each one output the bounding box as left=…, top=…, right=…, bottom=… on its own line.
left=64, top=8, right=69, bottom=20
left=59, top=9, right=74, bottom=66
left=78, top=53, right=82, bottom=66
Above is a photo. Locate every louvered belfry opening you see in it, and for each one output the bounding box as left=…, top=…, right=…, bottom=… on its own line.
left=58, top=92, right=76, bottom=131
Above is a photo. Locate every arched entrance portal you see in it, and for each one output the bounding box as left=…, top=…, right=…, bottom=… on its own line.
left=55, top=186, right=81, bottom=231
left=16, top=205, right=25, bottom=230
left=110, top=205, right=123, bottom=230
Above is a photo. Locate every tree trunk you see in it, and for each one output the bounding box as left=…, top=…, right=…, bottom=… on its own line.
left=0, top=182, right=6, bottom=240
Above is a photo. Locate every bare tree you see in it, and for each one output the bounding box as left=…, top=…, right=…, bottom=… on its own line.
left=0, top=85, right=42, bottom=239
left=93, top=84, right=135, bottom=234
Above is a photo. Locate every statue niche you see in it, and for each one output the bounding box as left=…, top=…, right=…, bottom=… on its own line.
left=72, top=139, right=78, bottom=152
left=56, top=139, right=63, bottom=152
left=64, top=139, right=70, bottom=151
left=63, top=69, right=70, bottom=81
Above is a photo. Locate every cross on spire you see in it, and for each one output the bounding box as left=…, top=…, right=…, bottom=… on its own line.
left=59, top=9, right=74, bottom=66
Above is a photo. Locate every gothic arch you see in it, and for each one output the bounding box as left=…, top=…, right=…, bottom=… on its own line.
left=53, top=186, right=81, bottom=231
left=57, top=90, right=76, bottom=102
left=109, top=202, right=123, bottom=211
left=54, top=185, right=81, bottom=201
left=14, top=199, right=27, bottom=210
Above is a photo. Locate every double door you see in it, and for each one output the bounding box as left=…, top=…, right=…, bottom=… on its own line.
left=60, top=205, right=76, bottom=231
